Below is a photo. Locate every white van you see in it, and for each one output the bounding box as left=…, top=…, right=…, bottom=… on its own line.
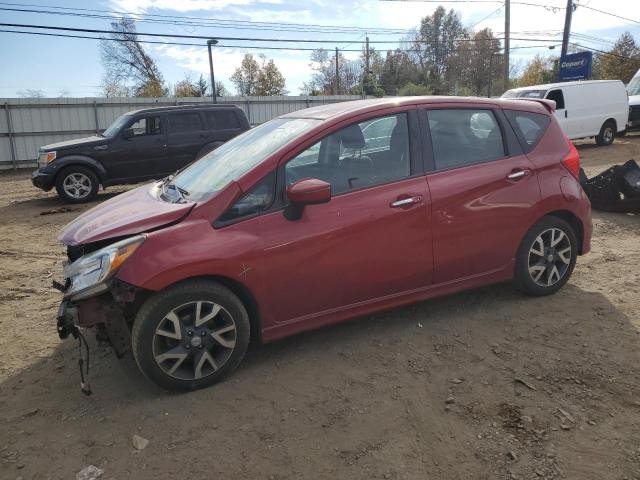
left=627, top=69, right=640, bottom=131
left=502, top=80, right=629, bottom=146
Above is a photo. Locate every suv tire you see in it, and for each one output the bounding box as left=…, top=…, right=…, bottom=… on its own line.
left=132, top=280, right=251, bottom=391
left=55, top=166, right=99, bottom=203
left=514, top=216, right=578, bottom=296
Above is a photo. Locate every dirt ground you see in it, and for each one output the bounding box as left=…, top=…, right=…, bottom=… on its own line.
left=0, top=135, right=639, bottom=480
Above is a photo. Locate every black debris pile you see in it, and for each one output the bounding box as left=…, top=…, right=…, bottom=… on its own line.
left=579, top=159, right=640, bottom=212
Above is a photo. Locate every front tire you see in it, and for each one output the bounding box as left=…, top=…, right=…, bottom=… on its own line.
left=55, top=166, right=99, bottom=203
left=132, top=280, right=250, bottom=391
left=595, top=120, right=616, bottom=146
left=514, top=216, right=578, bottom=296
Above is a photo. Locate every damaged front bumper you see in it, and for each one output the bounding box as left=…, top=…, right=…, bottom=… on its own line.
left=56, top=279, right=144, bottom=357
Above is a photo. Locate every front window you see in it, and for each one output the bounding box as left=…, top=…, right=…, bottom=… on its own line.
left=168, top=118, right=320, bottom=202
left=102, top=115, right=130, bottom=137
left=628, top=72, right=640, bottom=96
left=129, top=116, right=162, bottom=136
left=285, top=113, right=411, bottom=195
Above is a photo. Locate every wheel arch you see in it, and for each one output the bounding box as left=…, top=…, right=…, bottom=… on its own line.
left=603, top=117, right=617, bottom=132
left=150, top=274, right=263, bottom=343
left=544, top=209, right=584, bottom=254
left=54, top=155, right=106, bottom=184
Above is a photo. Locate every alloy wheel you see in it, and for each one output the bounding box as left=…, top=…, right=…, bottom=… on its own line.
left=62, top=173, right=92, bottom=199
left=527, top=227, right=572, bottom=287
left=152, top=301, right=237, bottom=380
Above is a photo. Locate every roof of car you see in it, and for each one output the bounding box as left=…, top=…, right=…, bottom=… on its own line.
left=123, top=104, right=240, bottom=116
left=281, top=96, right=548, bottom=121
left=506, top=79, right=623, bottom=92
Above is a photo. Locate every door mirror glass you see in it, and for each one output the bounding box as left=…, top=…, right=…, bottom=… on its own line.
left=284, top=178, right=331, bottom=221
left=122, top=128, right=134, bottom=139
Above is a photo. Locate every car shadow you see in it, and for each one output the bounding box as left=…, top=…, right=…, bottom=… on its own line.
left=1, top=280, right=639, bottom=478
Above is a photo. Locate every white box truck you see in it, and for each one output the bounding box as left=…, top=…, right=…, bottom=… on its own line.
left=502, top=80, right=629, bottom=146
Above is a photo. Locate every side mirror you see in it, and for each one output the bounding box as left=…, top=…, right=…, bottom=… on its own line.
left=284, top=178, right=331, bottom=221
left=122, top=128, right=134, bottom=139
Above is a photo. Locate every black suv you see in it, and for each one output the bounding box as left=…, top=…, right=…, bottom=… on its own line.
left=32, top=104, right=250, bottom=203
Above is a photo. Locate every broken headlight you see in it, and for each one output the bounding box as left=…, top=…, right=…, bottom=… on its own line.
left=63, top=235, right=145, bottom=301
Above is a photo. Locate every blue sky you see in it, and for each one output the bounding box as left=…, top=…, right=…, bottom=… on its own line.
left=0, top=0, right=638, bottom=97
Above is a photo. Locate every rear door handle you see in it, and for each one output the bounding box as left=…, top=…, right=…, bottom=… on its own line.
left=391, top=195, right=422, bottom=208
left=507, top=169, right=531, bottom=180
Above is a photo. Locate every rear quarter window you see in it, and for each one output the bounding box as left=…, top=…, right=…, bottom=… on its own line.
left=504, top=110, right=550, bottom=153
left=205, top=110, right=241, bottom=129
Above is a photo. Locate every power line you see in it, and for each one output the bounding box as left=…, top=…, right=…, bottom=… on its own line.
left=0, top=22, right=564, bottom=44
left=0, top=28, right=559, bottom=53
left=576, top=4, right=640, bottom=25
left=569, top=42, right=640, bottom=61
left=470, top=4, right=504, bottom=28
left=0, top=1, right=413, bottom=35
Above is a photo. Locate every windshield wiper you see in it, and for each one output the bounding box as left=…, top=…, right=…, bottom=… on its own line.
left=165, top=182, right=189, bottom=203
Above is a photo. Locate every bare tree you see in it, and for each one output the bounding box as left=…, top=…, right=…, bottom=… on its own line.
left=17, top=89, right=45, bottom=98
left=303, top=49, right=362, bottom=95
left=100, top=18, right=167, bottom=97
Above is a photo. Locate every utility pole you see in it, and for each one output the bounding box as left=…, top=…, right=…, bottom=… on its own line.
left=335, top=47, right=340, bottom=95
left=504, top=0, right=510, bottom=92
left=207, top=39, right=218, bottom=103
left=364, top=36, right=370, bottom=98
left=561, top=0, right=574, bottom=58
left=488, top=54, right=493, bottom=98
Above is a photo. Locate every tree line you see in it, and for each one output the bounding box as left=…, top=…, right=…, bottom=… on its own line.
left=70, top=9, right=640, bottom=99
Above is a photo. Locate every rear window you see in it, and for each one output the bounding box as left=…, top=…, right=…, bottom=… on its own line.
left=169, top=112, right=203, bottom=133
left=504, top=110, right=550, bottom=153
left=427, top=109, right=505, bottom=170
left=205, top=110, right=240, bottom=129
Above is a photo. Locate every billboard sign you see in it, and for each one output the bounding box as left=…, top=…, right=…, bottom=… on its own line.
left=559, top=51, right=593, bottom=81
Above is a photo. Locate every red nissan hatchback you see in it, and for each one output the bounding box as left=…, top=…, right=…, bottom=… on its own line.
left=56, top=97, right=591, bottom=391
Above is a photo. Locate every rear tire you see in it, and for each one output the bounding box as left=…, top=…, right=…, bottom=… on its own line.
left=132, top=280, right=250, bottom=392
left=55, top=166, right=99, bottom=203
left=514, top=216, right=578, bottom=296
left=595, top=120, right=616, bottom=146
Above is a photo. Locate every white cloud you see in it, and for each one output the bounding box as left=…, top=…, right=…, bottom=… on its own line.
left=111, top=0, right=283, bottom=14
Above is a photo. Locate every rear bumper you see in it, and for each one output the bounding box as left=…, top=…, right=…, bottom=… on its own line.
left=31, top=169, right=55, bottom=191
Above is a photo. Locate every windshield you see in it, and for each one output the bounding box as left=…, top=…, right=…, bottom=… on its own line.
left=102, top=115, right=131, bottom=137
left=169, top=117, right=321, bottom=202
left=502, top=89, right=548, bottom=99
left=628, top=71, right=640, bottom=96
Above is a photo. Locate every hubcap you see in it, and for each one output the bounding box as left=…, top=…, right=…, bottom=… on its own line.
left=62, top=173, right=92, bottom=199
left=604, top=127, right=613, bottom=143
left=527, top=227, right=572, bottom=287
left=152, top=301, right=237, bottom=381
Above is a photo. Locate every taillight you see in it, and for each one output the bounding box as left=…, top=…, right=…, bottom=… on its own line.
left=561, top=137, right=580, bottom=179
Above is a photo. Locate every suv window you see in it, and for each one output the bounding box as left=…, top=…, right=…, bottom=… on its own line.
left=169, top=112, right=203, bottom=133
left=205, top=110, right=240, bottom=129
left=128, top=116, right=161, bottom=136
left=504, top=110, right=550, bottom=153
left=285, top=113, right=410, bottom=195
left=427, top=109, right=505, bottom=170
left=217, top=171, right=276, bottom=224
left=546, top=89, right=565, bottom=109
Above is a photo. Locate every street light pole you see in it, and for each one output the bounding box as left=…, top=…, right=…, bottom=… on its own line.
left=207, top=39, right=218, bottom=104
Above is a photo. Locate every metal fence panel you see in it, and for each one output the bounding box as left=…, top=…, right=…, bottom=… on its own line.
left=0, top=95, right=363, bottom=170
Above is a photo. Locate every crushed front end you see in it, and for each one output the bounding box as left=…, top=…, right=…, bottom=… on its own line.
left=55, top=235, right=149, bottom=393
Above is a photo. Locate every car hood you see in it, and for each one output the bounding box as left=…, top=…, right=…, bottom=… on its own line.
left=59, top=184, right=195, bottom=246
left=41, top=136, right=105, bottom=151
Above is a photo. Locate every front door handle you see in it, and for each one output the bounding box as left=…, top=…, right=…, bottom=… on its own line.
left=391, top=195, right=422, bottom=208
left=507, top=169, right=531, bottom=180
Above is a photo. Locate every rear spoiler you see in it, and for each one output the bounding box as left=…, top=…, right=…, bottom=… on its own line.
left=520, top=98, right=556, bottom=113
